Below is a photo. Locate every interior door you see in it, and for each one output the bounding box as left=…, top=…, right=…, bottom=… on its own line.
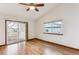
left=5, top=20, right=27, bottom=45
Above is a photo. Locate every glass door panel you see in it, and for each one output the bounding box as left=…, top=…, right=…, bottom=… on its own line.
left=18, top=23, right=26, bottom=41
left=6, top=21, right=27, bottom=45
left=7, top=21, right=19, bottom=44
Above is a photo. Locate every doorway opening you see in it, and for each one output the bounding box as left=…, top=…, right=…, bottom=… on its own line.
left=5, top=20, right=28, bottom=45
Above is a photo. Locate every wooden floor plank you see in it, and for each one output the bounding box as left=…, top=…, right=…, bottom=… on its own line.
left=0, top=39, right=79, bottom=55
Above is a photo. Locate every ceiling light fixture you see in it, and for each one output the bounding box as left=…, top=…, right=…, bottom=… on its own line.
left=19, top=3, right=44, bottom=12
left=29, top=6, right=35, bottom=10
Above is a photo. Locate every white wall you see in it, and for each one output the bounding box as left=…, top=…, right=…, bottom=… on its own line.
left=35, top=4, right=79, bottom=49
left=0, top=15, right=35, bottom=45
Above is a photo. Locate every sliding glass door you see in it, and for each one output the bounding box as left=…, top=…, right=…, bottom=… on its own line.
left=5, top=20, right=27, bottom=45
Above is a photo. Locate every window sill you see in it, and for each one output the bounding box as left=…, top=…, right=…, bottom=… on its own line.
left=43, top=32, right=63, bottom=35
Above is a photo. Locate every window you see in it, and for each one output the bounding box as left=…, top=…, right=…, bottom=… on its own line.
left=44, top=20, right=63, bottom=35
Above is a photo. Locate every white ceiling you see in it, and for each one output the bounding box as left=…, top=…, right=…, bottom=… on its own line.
left=0, top=3, right=59, bottom=20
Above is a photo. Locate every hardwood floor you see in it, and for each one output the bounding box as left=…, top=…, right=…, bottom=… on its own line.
left=0, top=39, right=79, bottom=55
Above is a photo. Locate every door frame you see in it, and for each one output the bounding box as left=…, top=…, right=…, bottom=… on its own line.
left=5, top=20, right=28, bottom=45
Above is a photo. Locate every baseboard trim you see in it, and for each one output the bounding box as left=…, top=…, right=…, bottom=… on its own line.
left=0, top=45, right=6, bottom=47
left=35, top=38, right=79, bottom=50
left=28, top=38, right=37, bottom=41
